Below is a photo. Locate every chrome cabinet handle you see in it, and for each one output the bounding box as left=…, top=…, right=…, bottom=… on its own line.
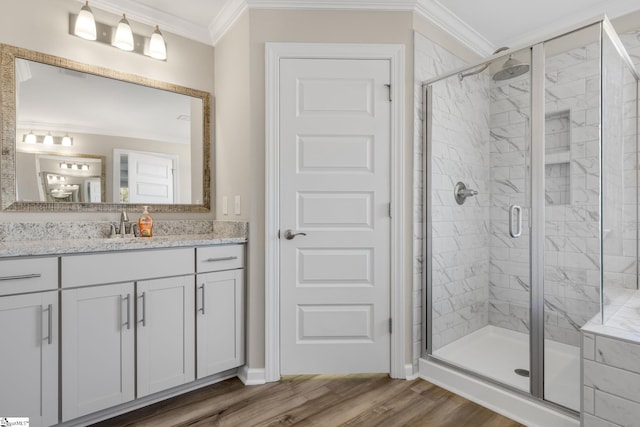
left=0, top=273, right=41, bottom=281
left=139, top=292, right=146, bottom=327
left=283, top=230, right=307, bottom=240
left=123, top=294, right=131, bottom=330
left=509, top=205, right=522, bottom=238
left=46, top=304, right=53, bottom=345
left=199, top=284, right=205, bottom=315
left=205, top=256, right=238, bottom=262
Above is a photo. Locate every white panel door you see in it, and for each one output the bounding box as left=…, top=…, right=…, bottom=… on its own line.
left=128, top=151, right=175, bottom=203
left=280, top=58, right=391, bottom=374
left=62, top=283, right=135, bottom=421
left=137, top=276, right=195, bottom=397
left=196, top=269, right=245, bottom=378
left=0, top=292, right=57, bottom=427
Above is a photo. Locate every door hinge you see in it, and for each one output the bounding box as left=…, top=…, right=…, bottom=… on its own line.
left=384, top=84, right=392, bottom=102
left=388, top=202, right=392, bottom=218
left=389, top=318, right=392, bottom=333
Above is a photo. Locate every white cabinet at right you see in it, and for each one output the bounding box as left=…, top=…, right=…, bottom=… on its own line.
left=196, top=244, right=245, bottom=378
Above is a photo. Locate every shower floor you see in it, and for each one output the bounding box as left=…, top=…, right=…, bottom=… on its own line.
left=432, top=325, right=580, bottom=411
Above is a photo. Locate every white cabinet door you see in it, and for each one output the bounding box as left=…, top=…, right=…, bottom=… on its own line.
left=137, top=276, right=195, bottom=397
left=196, top=269, right=244, bottom=378
left=0, top=292, right=58, bottom=427
left=62, top=283, right=135, bottom=421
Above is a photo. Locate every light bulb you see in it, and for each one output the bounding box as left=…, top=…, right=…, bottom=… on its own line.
left=61, top=134, right=72, bottom=146
left=24, top=131, right=36, bottom=144
left=148, top=25, right=167, bottom=60
left=43, top=133, right=54, bottom=145
left=74, top=1, right=97, bottom=41
left=113, top=14, right=134, bottom=51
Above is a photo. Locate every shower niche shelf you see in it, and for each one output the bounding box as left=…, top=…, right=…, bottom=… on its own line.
left=545, top=110, right=570, bottom=205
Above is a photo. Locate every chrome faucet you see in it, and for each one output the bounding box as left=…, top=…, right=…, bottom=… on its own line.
left=119, top=211, right=129, bottom=236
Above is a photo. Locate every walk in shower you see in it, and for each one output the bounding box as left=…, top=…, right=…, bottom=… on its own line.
left=422, top=17, right=639, bottom=412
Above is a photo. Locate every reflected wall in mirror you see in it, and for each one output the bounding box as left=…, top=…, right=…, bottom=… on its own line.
left=1, top=43, right=211, bottom=212
left=15, top=151, right=105, bottom=203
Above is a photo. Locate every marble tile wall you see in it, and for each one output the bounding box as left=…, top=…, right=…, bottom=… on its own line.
left=414, top=31, right=490, bottom=356
left=413, top=32, right=478, bottom=367
left=487, top=68, right=532, bottom=335
left=582, top=331, right=640, bottom=426
left=541, top=43, right=603, bottom=346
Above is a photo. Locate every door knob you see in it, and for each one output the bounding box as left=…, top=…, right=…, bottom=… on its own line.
left=283, top=229, right=307, bottom=240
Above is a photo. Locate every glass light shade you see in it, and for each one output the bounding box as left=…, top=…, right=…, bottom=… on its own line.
left=148, top=26, right=167, bottom=60
left=81, top=164, right=90, bottom=171
left=61, top=135, right=73, bottom=146
left=43, top=133, right=54, bottom=145
left=113, top=14, right=134, bottom=51
left=24, top=132, right=36, bottom=144
left=74, top=1, right=97, bottom=41
left=71, top=164, right=78, bottom=170
left=60, top=163, right=69, bottom=170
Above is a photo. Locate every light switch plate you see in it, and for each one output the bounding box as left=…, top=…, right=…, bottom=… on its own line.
left=234, top=195, right=241, bottom=215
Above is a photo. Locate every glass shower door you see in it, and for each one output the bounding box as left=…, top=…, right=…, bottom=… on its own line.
left=426, top=47, right=533, bottom=392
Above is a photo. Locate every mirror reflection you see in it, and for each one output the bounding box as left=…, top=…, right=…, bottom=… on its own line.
left=16, top=58, right=202, bottom=205
left=7, top=53, right=209, bottom=210
left=15, top=152, right=105, bottom=203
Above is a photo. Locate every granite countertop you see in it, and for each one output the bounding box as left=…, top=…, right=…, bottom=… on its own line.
left=0, top=220, right=248, bottom=258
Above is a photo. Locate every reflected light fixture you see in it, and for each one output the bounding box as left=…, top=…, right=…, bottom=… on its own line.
left=74, top=1, right=97, bottom=41
left=25, top=131, right=37, bottom=144
left=113, top=14, right=134, bottom=51
left=61, top=134, right=72, bottom=147
left=22, top=132, right=74, bottom=146
left=148, top=25, right=167, bottom=60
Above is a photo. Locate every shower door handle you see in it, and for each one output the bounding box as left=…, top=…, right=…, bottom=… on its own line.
left=509, top=205, right=522, bottom=238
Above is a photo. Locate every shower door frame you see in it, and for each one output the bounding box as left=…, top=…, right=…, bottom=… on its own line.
left=421, top=15, right=637, bottom=413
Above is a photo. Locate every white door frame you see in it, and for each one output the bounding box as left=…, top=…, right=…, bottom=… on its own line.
left=265, top=42, right=405, bottom=382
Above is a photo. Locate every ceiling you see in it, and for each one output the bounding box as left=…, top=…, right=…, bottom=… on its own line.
left=87, top=0, right=640, bottom=55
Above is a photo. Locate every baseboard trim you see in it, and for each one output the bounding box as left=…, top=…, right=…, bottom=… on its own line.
left=238, top=365, right=267, bottom=385
left=419, top=358, right=579, bottom=427
left=405, top=363, right=418, bottom=380
left=59, top=369, right=239, bottom=426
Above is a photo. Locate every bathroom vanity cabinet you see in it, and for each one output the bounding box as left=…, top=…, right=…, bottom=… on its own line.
left=0, top=242, right=245, bottom=426
left=0, top=257, right=58, bottom=427
left=196, top=245, right=245, bottom=377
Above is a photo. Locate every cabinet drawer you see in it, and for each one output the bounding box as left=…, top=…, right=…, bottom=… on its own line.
left=196, top=245, right=244, bottom=273
left=62, top=248, right=194, bottom=288
left=0, top=257, right=58, bottom=295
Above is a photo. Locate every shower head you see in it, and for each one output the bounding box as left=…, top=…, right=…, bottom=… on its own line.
left=493, top=55, right=530, bottom=81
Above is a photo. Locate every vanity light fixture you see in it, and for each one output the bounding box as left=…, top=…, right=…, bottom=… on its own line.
left=113, top=14, right=134, bottom=51
left=148, top=26, right=167, bottom=60
left=60, top=162, right=90, bottom=171
left=69, top=9, right=167, bottom=61
left=74, top=1, right=97, bottom=41
left=22, top=132, right=74, bottom=146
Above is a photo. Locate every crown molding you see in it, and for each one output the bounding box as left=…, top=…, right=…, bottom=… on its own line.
left=501, top=0, right=640, bottom=49
left=209, top=0, right=249, bottom=46
left=209, top=0, right=494, bottom=55
left=76, top=0, right=212, bottom=45
left=414, top=0, right=493, bottom=55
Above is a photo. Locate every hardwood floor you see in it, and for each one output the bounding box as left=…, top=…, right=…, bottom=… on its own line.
left=92, top=375, right=523, bottom=427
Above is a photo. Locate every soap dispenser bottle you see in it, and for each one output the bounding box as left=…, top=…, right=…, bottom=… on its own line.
left=138, top=205, right=153, bottom=237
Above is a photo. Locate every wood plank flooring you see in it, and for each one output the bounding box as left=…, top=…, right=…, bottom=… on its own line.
left=91, top=375, right=524, bottom=427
